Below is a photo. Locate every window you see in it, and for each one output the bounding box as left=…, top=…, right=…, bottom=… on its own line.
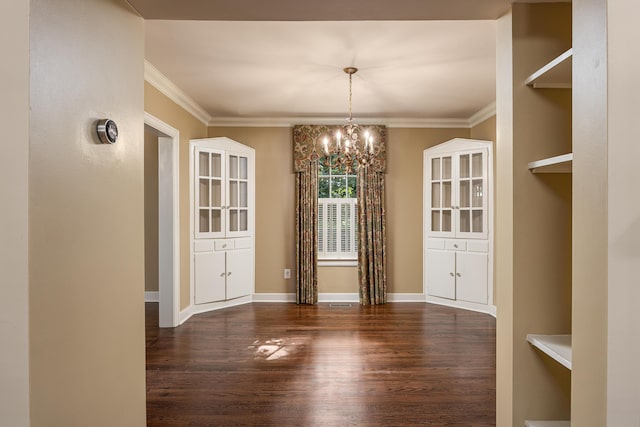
left=318, top=155, right=358, bottom=261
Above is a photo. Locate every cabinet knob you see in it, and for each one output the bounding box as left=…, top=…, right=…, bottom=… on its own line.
left=222, top=244, right=227, bottom=248
left=227, top=272, right=232, bottom=276
left=450, top=272, right=454, bottom=277
left=456, top=273, right=461, bottom=277
left=220, top=273, right=225, bottom=277
left=454, top=244, right=458, bottom=248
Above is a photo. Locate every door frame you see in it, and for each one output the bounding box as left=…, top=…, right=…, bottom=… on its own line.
left=144, top=112, right=180, bottom=327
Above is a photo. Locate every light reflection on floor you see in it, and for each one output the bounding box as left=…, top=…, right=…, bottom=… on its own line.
left=249, top=337, right=306, bottom=361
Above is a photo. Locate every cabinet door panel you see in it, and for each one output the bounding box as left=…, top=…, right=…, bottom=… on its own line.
left=455, top=252, right=488, bottom=304
left=226, top=249, right=252, bottom=300
left=426, top=250, right=456, bottom=300
left=194, top=251, right=226, bottom=304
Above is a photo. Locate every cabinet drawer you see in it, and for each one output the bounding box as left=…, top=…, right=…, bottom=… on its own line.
left=234, top=238, right=252, bottom=250
left=427, top=239, right=445, bottom=250
left=194, top=240, right=215, bottom=253
left=214, top=240, right=234, bottom=251
left=467, top=241, right=489, bottom=253
left=445, top=240, right=466, bottom=251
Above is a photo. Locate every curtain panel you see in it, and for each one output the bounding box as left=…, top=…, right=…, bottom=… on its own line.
left=293, top=125, right=387, bottom=305
left=295, top=161, right=318, bottom=304
left=357, top=167, right=387, bottom=305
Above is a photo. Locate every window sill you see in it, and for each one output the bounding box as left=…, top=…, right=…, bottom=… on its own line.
left=318, top=260, right=358, bottom=267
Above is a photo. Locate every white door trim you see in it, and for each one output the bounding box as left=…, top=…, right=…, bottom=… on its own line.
left=144, top=112, right=180, bottom=328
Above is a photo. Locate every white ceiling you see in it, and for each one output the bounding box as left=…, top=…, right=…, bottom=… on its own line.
left=138, top=1, right=504, bottom=126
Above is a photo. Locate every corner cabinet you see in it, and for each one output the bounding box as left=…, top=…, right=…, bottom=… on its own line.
left=190, top=137, right=255, bottom=308
left=423, top=138, right=494, bottom=314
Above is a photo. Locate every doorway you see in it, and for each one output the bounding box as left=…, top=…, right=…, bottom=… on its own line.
left=144, top=112, right=180, bottom=327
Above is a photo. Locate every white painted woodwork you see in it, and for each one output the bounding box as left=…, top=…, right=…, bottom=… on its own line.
left=527, top=334, right=572, bottom=370
left=190, top=138, right=255, bottom=307
left=456, top=252, right=489, bottom=304
left=226, top=249, right=253, bottom=300
left=425, top=250, right=456, bottom=300
left=528, top=153, right=573, bottom=173
left=525, top=48, right=572, bottom=89
left=194, top=251, right=226, bottom=304
left=525, top=422, right=570, bottom=427
left=424, top=138, right=494, bottom=313
left=144, top=112, right=181, bottom=328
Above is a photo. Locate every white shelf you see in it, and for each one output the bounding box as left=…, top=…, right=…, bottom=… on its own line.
left=525, top=48, right=573, bottom=88
left=528, top=153, right=573, bottom=173
left=525, top=421, right=570, bottom=427
left=527, top=334, right=572, bottom=370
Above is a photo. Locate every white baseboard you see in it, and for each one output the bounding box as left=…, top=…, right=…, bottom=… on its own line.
left=251, top=293, right=296, bottom=303
left=144, top=291, right=159, bottom=302
left=179, top=296, right=252, bottom=325
left=425, top=296, right=497, bottom=317
left=319, top=293, right=359, bottom=302
left=387, top=293, right=426, bottom=302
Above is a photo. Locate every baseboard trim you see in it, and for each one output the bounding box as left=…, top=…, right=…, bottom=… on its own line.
left=144, top=291, right=159, bottom=302
left=179, top=296, right=253, bottom=325
left=251, top=293, right=296, bottom=303
left=387, top=293, right=426, bottom=302
left=425, top=296, right=497, bottom=317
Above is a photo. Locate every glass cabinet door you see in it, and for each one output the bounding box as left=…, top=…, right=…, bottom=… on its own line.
left=195, top=148, right=225, bottom=238
left=428, top=154, right=454, bottom=237
left=226, top=153, right=250, bottom=236
left=456, top=149, right=487, bottom=239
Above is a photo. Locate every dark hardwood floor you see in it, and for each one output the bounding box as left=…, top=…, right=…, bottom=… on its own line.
left=145, top=302, right=496, bottom=426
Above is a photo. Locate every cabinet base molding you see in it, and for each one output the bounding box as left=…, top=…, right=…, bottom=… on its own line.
left=426, top=295, right=496, bottom=317
left=179, top=295, right=252, bottom=325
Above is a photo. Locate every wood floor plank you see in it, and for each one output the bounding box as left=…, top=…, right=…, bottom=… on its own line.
left=146, top=302, right=496, bottom=426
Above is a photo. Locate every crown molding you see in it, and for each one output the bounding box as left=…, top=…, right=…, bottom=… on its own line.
left=208, top=116, right=474, bottom=129
left=468, top=102, right=497, bottom=127
left=144, top=60, right=212, bottom=126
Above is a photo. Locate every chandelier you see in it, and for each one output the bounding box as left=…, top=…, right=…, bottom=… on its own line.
left=321, top=67, right=376, bottom=173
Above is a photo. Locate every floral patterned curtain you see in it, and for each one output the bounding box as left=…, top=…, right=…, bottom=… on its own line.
left=295, top=161, right=318, bottom=304
left=357, top=165, right=387, bottom=305
left=293, top=125, right=387, bottom=305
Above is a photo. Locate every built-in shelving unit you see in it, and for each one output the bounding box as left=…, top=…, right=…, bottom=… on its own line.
left=513, top=4, right=574, bottom=424
left=528, top=153, right=573, bottom=173
left=527, top=334, right=572, bottom=370
left=525, top=421, right=571, bottom=427
left=525, top=48, right=573, bottom=89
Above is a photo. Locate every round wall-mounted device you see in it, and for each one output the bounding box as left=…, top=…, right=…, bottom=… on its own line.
left=96, top=119, right=118, bottom=144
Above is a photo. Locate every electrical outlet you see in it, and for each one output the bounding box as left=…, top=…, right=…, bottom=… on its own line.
left=284, top=269, right=291, bottom=279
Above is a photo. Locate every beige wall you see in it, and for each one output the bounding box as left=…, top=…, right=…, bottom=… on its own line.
left=386, top=128, right=471, bottom=293
left=572, top=0, right=608, bottom=424
left=470, top=115, right=496, bottom=141
left=208, top=127, right=297, bottom=294
left=28, top=1, right=146, bottom=426
left=495, top=11, right=514, bottom=426
left=144, top=129, right=160, bottom=292
left=144, top=82, right=208, bottom=309
left=605, top=0, right=640, bottom=423
left=0, top=0, right=30, bottom=425
left=206, top=127, right=470, bottom=295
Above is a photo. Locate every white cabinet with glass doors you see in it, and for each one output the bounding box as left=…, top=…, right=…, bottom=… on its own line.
left=423, top=138, right=494, bottom=314
left=190, top=137, right=255, bottom=308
